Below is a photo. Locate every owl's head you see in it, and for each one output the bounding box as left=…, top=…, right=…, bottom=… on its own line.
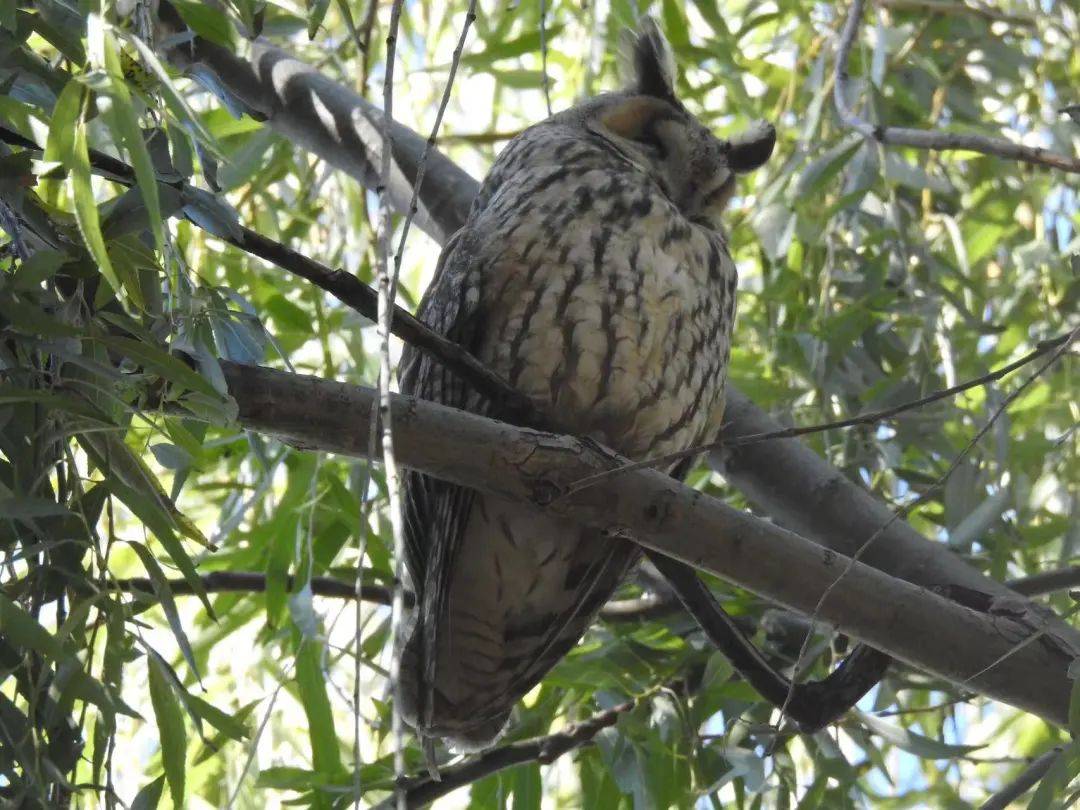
left=566, top=20, right=775, bottom=228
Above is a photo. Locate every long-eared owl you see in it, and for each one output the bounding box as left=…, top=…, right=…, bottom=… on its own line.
left=399, top=20, right=775, bottom=751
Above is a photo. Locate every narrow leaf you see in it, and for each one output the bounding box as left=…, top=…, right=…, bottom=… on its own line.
left=147, top=652, right=187, bottom=807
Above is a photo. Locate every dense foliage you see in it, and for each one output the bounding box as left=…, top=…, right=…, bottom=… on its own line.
left=0, top=0, right=1077, bottom=807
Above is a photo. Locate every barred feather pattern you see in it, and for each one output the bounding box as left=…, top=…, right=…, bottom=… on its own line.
left=398, top=129, right=737, bottom=748
left=397, top=22, right=773, bottom=751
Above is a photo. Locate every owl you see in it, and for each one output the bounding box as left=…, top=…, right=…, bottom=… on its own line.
left=398, top=21, right=775, bottom=751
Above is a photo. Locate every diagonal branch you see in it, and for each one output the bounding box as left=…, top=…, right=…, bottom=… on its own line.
left=153, top=0, right=476, bottom=244
left=978, top=745, right=1065, bottom=810
left=834, top=0, right=1080, bottom=173
left=219, top=360, right=1079, bottom=727
left=375, top=697, right=642, bottom=809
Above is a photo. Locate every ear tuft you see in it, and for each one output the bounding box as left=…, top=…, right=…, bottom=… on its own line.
left=629, top=18, right=676, bottom=101
left=728, top=120, right=776, bottom=173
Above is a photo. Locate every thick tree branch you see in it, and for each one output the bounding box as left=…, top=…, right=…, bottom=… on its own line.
left=835, top=0, right=1080, bottom=173
left=216, top=360, right=1078, bottom=727
left=154, top=1, right=476, bottom=244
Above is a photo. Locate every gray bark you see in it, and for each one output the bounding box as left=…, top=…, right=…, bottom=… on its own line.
left=223, top=360, right=1078, bottom=727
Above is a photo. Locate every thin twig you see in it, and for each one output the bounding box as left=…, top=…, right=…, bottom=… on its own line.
left=539, top=0, right=553, bottom=117
left=358, top=0, right=380, bottom=93
left=1007, top=566, right=1080, bottom=597
left=876, top=0, right=1037, bottom=27
left=113, top=571, right=397, bottom=603
left=110, top=571, right=692, bottom=623
left=978, top=745, right=1065, bottom=810
left=374, top=2, right=408, bottom=803
left=558, top=331, right=1075, bottom=499
left=372, top=696, right=643, bottom=809
left=778, top=325, right=1079, bottom=727
left=388, top=1, right=477, bottom=300
left=835, top=0, right=1080, bottom=173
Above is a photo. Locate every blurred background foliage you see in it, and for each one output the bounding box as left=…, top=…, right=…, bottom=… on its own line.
left=0, top=0, right=1077, bottom=807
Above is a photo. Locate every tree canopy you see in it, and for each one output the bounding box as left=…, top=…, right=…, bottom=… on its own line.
left=0, top=0, right=1077, bottom=808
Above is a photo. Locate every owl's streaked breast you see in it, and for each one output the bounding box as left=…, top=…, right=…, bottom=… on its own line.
left=475, top=131, right=737, bottom=460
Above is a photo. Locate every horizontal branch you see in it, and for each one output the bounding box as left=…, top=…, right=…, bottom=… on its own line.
left=114, top=571, right=690, bottom=623
left=835, top=0, right=1080, bottom=173
left=1007, top=566, right=1080, bottom=598
left=220, top=360, right=1079, bottom=727
left=115, top=571, right=396, bottom=605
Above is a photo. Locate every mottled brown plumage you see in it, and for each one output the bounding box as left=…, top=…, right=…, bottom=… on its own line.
left=399, top=21, right=775, bottom=750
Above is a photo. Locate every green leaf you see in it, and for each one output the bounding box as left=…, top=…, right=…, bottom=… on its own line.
left=122, top=33, right=224, bottom=157
left=45, top=78, right=81, bottom=168
left=78, top=428, right=213, bottom=552
left=856, top=712, right=984, bottom=758
left=183, top=692, right=250, bottom=744
left=0, top=496, right=74, bottom=519
left=794, top=136, right=862, bottom=199
left=147, top=651, right=187, bottom=808
left=55, top=82, right=130, bottom=304
left=0, top=593, right=132, bottom=717
left=131, top=775, right=165, bottom=810
left=306, top=0, right=331, bottom=39
left=512, top=762, right=542, bottom=810
left=12, top=249, right=68, bottom=290
left=295, top=639, right=343, bottom=778
left=0, top=296, right=82, bottom=337
left=0, top=384, right=113, bottom=422
left=101, top=29, right=165, bottom=258
left=463, top=26, right=565, bottom=67
left=97, top=335, right=221, bottom=399
left=1028, top=742, right=1078, bottom=810
left=126, top=541, right=201, bottom=682
left=193, top=700, right=257, bottom=765
left=98, top=475, right=213, bottom=616
left=170, top=0, right=237, bottom=49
